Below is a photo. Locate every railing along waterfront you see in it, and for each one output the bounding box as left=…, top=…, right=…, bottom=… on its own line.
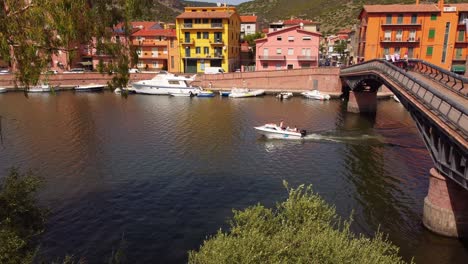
left=409, top=59, right=468, bottom=96
left=341, top=59, right=468, bottom=138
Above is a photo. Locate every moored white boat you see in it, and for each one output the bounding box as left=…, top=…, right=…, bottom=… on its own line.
left=74, top=84, right=105, bottom=91
left=229, top=88, right=265, bottom=98
left=197, top=90, right=215, bottom=97
left=132, top=71, right=202, bottom=95
left=276, top=92, right=293, bottom=99
left=0, top=87, right=7, bottom=93
left=27, top=84, right=51, bottom=93
left=301, top=90, right=330, bottom=100
left=254, top=123, right=307, bottom=139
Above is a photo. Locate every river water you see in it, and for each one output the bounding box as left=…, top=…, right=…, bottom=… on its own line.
left=0, top=92, right=467, bottom=263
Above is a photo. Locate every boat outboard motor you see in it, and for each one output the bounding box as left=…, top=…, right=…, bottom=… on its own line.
left=300, top=130, right=307, bottom=137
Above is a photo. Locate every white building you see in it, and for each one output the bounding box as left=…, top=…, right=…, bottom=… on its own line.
left=240, top=15, right=258, bottom=39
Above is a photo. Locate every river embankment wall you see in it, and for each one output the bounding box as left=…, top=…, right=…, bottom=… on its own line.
left=192, top=67, right=342, bottom=93
left=0, top=68, right=343, bottom=93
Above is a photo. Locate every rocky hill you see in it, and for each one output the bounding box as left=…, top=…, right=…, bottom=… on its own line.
left=236, top=0, right=464, bottom=34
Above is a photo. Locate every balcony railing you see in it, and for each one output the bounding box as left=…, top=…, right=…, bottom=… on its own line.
left=381, top=19, right=422, bottom=26
left=183, top=53, right=224, bottom=59
left=210, top=39, right=224, bottom=45
left=132, top=40, right=168, bottom=46
left=258, top=55, right=286, bottom=60
left=380, top=37, right=420, bottom=43
left=181, top=38, right=195, bottom=45
left=297, top=55, right=318, bottom=61
left=452, top=57, right=467, bottom=62
left=182, top=23, right=223, bottom=29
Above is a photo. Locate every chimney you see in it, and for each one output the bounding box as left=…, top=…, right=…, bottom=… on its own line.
left=438, top=0, right=444, bottom=10
left=416, top=0, right=419, bottom=5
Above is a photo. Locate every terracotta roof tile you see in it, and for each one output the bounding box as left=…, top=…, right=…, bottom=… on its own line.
left=240, top=15, right=257, bottom=23
left=363, top=4, right=440, bottom=13
left=177, top=11, right=234, bottom=19
left=453, top=3, right=468, bottom=12
left=132, top=29, right=176, bottom=37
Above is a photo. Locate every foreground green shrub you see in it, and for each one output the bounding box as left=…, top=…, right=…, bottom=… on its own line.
left=189, top=182, right=410, bottom=264
left=0, top=168, right=46, bottom=264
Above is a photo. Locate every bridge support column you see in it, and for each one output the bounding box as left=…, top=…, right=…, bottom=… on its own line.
left=423, top=168, right=468, bottom=237
left=347, top=90, right=377, bottom=113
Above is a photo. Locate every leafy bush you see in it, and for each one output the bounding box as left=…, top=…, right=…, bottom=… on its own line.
left=0, top=168, right=47, bottom=264
left=189, top=181, right=410, bottom=264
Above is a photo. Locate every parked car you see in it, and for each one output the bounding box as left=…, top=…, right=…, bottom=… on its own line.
left=63, top=68, right=85, bottom=74
left=129, top=68, right=141, bottom=73
left=0, top=68, right=10, bottom=74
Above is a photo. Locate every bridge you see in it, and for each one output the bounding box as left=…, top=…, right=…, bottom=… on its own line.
left=340, top=59, right=468, bottom=238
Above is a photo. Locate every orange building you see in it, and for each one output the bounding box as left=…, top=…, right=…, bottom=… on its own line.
left=357, top=1, right=468, bottom=74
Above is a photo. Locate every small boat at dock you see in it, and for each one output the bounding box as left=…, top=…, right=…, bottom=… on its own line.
left=197, top=90, right=215, bottom=97
left=74, top=84, right=105, bottom=91
left=0, top=87, right=7, bottom=93
left=254, top=123, right=307, bottom=139
left=229, top=88, right=265, bottom=98
left=27, top=84, right=51, bottom=93
left=276, top=92, right=293, bottom=100
left=301, top=90, right=330, bottom=100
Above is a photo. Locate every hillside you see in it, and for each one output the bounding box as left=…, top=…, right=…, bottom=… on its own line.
left=236, top=0, right=464, bottom=34
left=130, top=0, right=217, bottom=22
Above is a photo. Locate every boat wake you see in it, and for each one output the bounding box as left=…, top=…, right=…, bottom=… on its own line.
left=302, top=132, right=383, bottom=144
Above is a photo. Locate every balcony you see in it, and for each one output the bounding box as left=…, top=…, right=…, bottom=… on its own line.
left=455, top=38, right=468, bottom=45
left=181, top=38, right=195, bottom=45
left=183, top=53, right=224, bottom=59
left=182, top=23, right=223, bottom=29
left=138, top=52, right=168, bottom=59
left=210, top=39, right=224, bottom=45
left=380, top=37, right=420, bottom=43
left=132, top=40, right=168, bottom=46
left=381, top=19, right=422, bottom=27
left=452, top=57, right=467, bottom=62
left=297, top=55, right=318, bottom=61
left=258, top=55, right=286, bottom=61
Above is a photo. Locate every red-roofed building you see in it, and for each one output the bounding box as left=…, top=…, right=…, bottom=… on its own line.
left=269, top=18, right=320, bottom=33
left=240, top=15, right=258, bottom=38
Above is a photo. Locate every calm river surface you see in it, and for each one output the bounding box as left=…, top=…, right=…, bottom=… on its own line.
left=0, top=92, right=467, bottom=263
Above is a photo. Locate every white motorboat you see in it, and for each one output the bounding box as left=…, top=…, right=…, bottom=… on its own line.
left=132, top=71, right=202, bottom=95
left=0, top=87, right=7, bottom=93
left=114, top=88, right=122, bottom=94
left=393, top=95, right=401, bottom=103
left=74, top=84, right=105, bottom=91
left=276, top=92, right=293, bottom=99
left=27, top=83, right=51, bottom=93
left=254, top=123, right=307, bottom=139
left=301, top=90, right=330, bottom=100
left=229, top=88, right=265, bottom=98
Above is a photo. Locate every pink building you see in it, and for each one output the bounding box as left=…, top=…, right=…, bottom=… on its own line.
left=255, top=25, right=321, bottom=71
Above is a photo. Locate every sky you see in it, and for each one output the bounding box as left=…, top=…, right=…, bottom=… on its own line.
left=190, top=0, right=252, bottom=5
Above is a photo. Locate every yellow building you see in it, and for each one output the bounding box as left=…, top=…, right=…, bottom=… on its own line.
left=357, top=1, right=468, bottom=74
left=175, top=5, right=241, bottom=73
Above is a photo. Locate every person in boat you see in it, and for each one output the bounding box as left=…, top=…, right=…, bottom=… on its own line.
left=279, top=120, right=285, bottom=130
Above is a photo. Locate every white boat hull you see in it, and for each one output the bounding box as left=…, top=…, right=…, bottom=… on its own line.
left=0, top=88, right=7, bottom=93
left=301, top=90, right=330, bottom=100
left=28, top=84, right=51, bottom=93
left=254, top=124, right=305, bottom=139
left=133, top=84, right=201, bottom=95
left=229, top=89, right=265, bottom=98
left=75, top=84, right=105, bottom=91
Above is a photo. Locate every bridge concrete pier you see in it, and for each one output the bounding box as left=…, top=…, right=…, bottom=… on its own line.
left=423, top=168, right=468, bottom=237
left=346, top=90, right=377, bottom=113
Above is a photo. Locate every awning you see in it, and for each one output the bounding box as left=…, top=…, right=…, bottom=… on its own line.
left=79, top=61, right=93, bottom=66
left=452, top=65, right=466, bottom=72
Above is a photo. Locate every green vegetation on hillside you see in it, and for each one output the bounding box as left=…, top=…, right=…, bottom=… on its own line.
left=189, top=182, right=411, bottom=264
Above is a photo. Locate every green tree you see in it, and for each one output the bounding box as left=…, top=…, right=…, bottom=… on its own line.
left=0, top=0, right=137, bottom=90
left=333, top=39, right=348, bottom=62
left=0, top=168, right=47, bottom=264
left=189, top=182, right=411, bottom=264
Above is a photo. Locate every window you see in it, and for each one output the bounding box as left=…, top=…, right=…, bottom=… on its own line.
left=441, top=22, right=450, bottom=63
left=383, top=47, right=390, bottom=55
left=170, top=40, right=174, bottom=48
left=397, top=14, right=403, bottom=24
left=203, top=32, right=209, bottom=39
left=275, top=63, right=282, bottom=70
left=287, top=64, right=293, bottom=70
left=455, top=48, right=463, bottom=59
left=409, top=30, right=416, bottom=41
left=202, top=19, right=209, bottom=24
left=151, top=48, right=158, bottom=57
left=431, top=14, right=437, bottom=21
left=458, top=30, right=465, bottom=41
left=302, top=36, right=311, bottom=40
left=288, top=36, right=294, bottom=42
left=384, top=30, right=391, bottom=41
left=152, top=61, right=158, bottom=68
left=408, top=47, right=414, bottom=58
left=171, top=56, right=174, bottom=69
left=394, top=47, right=400, bottom=54
left=197, top=32, right=201, bottom=39
left=163, top=47, right=167, bottom=54
left=195, top=47, right=201, bottom=54
left=428, top=28, right=435, bottom=39
left=426, top=46, right=433, bottom=56
left=200, top=61, right=205, bottom=71
left=411, top=14, right=417, bottom=24
left=204, top=47, right=209, bottom=54
left=247, top=25, right=251, bottom=29
left=195, top=19, right=201, bottom=24
left=288, top=48, right=294, bottom=55
left=277, top=36, right=282, bottom=41
left=263, top=48, right=268, bottom=56
left=262, top=63, right=268, bottom=69
left=396, top=30, right=403, bottom=41
left=276, top=48, right=282, bottom=54
left=386, top=14, right=392, bottom=24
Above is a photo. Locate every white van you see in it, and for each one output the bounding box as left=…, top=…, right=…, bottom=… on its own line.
left=204, top=67, right=225, bottom=74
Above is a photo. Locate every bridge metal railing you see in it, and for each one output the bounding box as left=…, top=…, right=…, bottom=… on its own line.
left=408, top=59, right=468, bottom=97
left=341, top=59, right=468, bottom=138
